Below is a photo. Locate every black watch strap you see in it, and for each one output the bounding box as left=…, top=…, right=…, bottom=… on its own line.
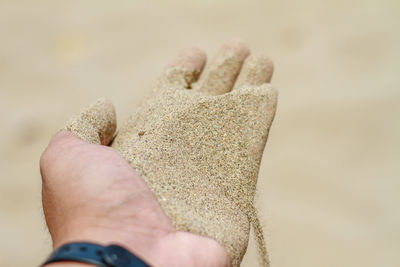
left=42, top=242, right=150, bottom=267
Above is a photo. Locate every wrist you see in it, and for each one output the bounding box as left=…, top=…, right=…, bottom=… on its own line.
left=44, top=242, right=151, bottom=267
left=50, top=219, right=170, bottom=267
left=48, top=224, right=231, bottom=267
left=45, top=263, right=92, bottom=267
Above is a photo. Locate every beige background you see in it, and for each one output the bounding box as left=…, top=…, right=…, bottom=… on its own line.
left=1, top=0, right=399, bottom=266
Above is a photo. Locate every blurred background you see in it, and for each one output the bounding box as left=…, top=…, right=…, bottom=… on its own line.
left=1, top=0, right=399, bottom=266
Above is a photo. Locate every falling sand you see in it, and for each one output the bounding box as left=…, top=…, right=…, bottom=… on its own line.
left=65, top=41, right=278, bottom=267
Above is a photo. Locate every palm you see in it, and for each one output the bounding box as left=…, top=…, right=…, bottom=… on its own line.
left=41, top=131, right=230, bottom=267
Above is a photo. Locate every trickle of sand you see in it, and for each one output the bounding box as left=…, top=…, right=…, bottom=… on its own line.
left=65, top=41, right=277, bottom=267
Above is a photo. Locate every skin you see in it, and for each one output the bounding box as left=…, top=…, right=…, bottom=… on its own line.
left=40, top=40, right=273, bottom=267
left=40, top=131, right=231, bottom=267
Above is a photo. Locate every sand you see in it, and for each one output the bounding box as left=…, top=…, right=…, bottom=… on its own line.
left=65, top=42, right=277, bottom=266
left=65, top=99, right=116, bottom=145
left=2, top=1, right=399, bottom=267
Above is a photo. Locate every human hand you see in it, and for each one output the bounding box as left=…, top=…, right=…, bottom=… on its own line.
left=111, top=40, right=277, bottom=266
left=42, top=40, right=277, bottom=267
left=40, top=129, right=231, bottom=267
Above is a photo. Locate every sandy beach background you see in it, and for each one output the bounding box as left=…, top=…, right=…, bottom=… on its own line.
left=1, top=1, right=399, bottom=266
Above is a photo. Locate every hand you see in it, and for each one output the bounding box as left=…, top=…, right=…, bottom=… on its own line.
left=40, top=130, right=231, bottom=267
left=111, top=40, right=276, bottom=266
left=41, top=40, right=277, bottom=267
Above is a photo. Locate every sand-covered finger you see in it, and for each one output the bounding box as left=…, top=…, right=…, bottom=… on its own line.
left=65, top=98, right=116, bottom=145
left=161, top=47, right=206, bottom=88
left=194, top=40, right=249, bottom=95
left=233, top=53, right=273, bottom=91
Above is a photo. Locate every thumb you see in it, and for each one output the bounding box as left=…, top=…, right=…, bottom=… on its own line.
left=65, top=98, right=117, bottom=145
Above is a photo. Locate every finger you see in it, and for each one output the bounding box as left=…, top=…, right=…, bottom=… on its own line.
left=232, top=53, right=273, bottom=91
left=161, top=47, right=206, bottom=89
left=40, top=130, right=86, bottom=176
left=231, top=84, right=278, bottom=162
left=193, top=40, right=250, bottom=95
left=65, top=98, right=117, bottom=145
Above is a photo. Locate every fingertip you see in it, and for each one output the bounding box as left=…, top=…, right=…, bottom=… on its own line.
left=233, top=53, right=274, bottom=91
left=163, top=47, right=207, bottom=87
left=220, top=39, right=250, bottom=59
left=65, top=98, right=117, bottom=145
left=253, top=52, right=274, bottom=83
left=166, top=47, right=207, bottom=73
left=194, top=40, right=250, bottom=95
